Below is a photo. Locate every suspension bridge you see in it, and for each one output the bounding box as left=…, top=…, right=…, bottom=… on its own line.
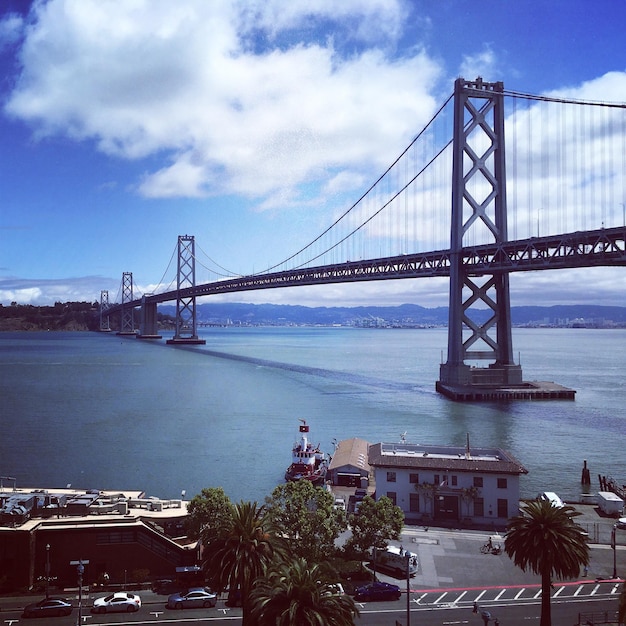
left=100, top=78, right=626, bottom=400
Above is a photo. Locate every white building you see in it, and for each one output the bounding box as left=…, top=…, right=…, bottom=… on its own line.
left=368, top=441, right=528, bottom=525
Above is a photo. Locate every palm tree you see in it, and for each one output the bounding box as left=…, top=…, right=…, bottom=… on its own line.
left=248, top=558, right=359, bottom=626
left=203, top=501, right=283, bottom=625
left=505, top=500, right=589, bottom=626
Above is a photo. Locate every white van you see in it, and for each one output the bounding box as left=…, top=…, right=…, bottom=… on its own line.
left=537, top=491, right=564, bottom=508
left=374, top=546, right=419, bottom=577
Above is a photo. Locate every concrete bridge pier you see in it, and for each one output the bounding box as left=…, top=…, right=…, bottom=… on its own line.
left=137, top=297, right=162, bottom=339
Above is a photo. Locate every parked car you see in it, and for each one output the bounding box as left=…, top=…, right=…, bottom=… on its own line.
left=333, top=497, right=346, bottom=510
left=152, top=579, right=179, bottom=595
left=323, top=583, right=345, bottom=596
left=537, top=491, right=564, bottom=508
left=92, top=592, right=141, bottom=613
left=354, top=489, right=368, bottom=501
left=354, top=581, right=401, bottom=602
left=23, top=598, right=73, bottom=618
left=167, top=587, right=217, bottom=609
left=616, top=517, right=626, bottom=530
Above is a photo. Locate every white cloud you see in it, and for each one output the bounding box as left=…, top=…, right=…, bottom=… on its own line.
left=0, top=276, right=115, bottom=306
left=458, top=45, right=498, bottom=83
left=5, top=0, right=439, bottom=208
left=0, top=12, right=24, bottom=50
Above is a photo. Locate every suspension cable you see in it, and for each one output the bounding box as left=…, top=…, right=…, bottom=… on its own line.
left=259, top=91, right=455, bottom=273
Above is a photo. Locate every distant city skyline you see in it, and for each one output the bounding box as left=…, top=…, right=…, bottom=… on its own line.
left=1, top=0, right=625, bottom=307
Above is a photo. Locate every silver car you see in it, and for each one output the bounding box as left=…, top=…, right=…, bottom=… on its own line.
left=167, top=587, right=217, bottom=609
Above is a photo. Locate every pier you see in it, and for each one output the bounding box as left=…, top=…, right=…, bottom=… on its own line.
left=436, top=380, right=576, bottom=401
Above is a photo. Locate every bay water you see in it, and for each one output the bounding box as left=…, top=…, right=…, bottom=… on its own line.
left=0, top=328, right=624, bottom=504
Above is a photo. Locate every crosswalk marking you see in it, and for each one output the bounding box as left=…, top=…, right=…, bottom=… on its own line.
left=406, top=580, right=618, bottom=612
left=454, top=590, right=467, bottom=604
left=494, top=588, right=507, bottom=601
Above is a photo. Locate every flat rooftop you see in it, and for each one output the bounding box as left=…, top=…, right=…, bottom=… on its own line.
left=369, top=442, right=528, bottom=475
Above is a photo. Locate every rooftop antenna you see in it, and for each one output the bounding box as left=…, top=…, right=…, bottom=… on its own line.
left=465, top=432, right=471, bottom=459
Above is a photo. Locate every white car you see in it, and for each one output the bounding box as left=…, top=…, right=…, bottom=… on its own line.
left=92, top=592, right=141, bottom=613
left=616, top=517, right=626, bottom=530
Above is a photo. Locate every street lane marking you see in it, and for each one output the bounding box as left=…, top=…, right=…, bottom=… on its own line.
left=573, top=585, right=583, bottom=596
left=552, top=586, right=565, bottom=597
left=494, top=588, right=506, bottom=600
left=590, top=584, right=600, bottom=595
left=434, top=592, right=448, bottom=603
left=514, top=588, right=526, bottom=599
left=475, top=590, right=487, bottom=602
left=533, top=589, right=542, bottom=598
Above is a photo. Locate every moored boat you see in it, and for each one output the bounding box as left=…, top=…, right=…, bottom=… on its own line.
left=285, top=420, right=327, bottom=485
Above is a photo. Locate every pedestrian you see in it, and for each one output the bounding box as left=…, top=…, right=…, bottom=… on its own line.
left=473, top=601, right=478, bottom=613
left=583, top=565, right=588, bottom=577
left=494, top=619, right=499, bottom=626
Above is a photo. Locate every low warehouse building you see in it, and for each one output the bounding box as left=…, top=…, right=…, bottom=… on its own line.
left=328, top=438, right=370, bottom=488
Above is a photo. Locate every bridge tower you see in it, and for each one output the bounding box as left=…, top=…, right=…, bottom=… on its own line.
left=437, top=77, right=523, bottom=397
left=166, top=235, right=206, bottom=345
left=99, top=290, right=111, bottom=332
left=117, top=272, right=137, bottom=335
left=137, top=294, right=162, bottom=340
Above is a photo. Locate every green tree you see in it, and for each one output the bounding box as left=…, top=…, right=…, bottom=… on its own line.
left=249, top=557, right=359, bottom=626
left=202, top=501, right=283, bottom=625
left=185, top=487, right=234, bottom=545
left=505, top=500, right=589, bottom=626
left=345, top=495, right=404, bottom=556
left=265, top=480, right=347, bottom=563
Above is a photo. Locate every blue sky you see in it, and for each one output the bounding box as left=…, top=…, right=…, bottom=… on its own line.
left=1, top=0, right=625, bottom=308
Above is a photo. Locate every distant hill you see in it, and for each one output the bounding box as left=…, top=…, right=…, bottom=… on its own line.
left=1, top=301, right=624, bottom=332
left=159, top=302, right=626, bottom=328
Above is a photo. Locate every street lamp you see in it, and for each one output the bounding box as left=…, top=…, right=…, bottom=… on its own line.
left=406, top=552, right=411, bottom=626
left=45, top=544, right=50, bottom=599
left=612, top=524, right=617, bottom=579
left=70, top=559, right=89, bottom=626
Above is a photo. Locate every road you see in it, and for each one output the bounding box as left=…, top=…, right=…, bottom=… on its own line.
left=0, top=580, right=620, bottom=626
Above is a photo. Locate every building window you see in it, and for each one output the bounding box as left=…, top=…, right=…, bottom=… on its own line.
left=387, top=491, right=397, bottom=505
left=434, top=474, right=439, bottom=485
left=409, top=493, right=420, bottom=513
left=497, top=499, right=508, bottom=518
left=387, top=471, right=396, bottom=483
left=409, top=473, right=420, bottom=484
left=474, top=497, right=484, bottom=517
left=497, top=478, right=508, bottom=489
left=451, top=475, right=458, bottom=486
left=473, top=477, right=483, bottom=488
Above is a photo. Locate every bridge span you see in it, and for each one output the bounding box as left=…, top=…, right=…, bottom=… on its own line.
left=108, top=226, right=625, bottom=309
left=100, top=78, right=626, bottom=401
